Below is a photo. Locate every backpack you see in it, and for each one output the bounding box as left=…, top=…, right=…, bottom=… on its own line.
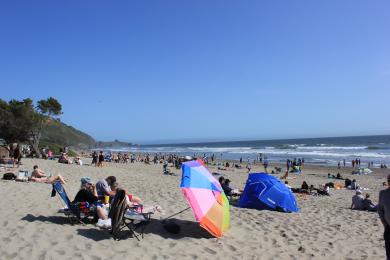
left=3, top=172, right=16, bottom=180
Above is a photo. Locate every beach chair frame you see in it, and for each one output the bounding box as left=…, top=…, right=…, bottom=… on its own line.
left=109, top=189, right=152, bottom=241
left=52, top=182, right=96, bottom=225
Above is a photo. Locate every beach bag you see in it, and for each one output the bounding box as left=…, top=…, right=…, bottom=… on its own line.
left=3, top=172, right=16, bottom=180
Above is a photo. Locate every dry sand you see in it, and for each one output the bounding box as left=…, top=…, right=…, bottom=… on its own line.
left=1, top=158, right=389, bottom=260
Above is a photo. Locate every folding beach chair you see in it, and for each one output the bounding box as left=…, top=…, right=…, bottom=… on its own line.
left=51, top=182, right=97, bottom=224
left=109, top=189, right=153, bottom=241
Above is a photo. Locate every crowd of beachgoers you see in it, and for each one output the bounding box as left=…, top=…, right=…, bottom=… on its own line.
left=1, top=144, right=390, bottom=259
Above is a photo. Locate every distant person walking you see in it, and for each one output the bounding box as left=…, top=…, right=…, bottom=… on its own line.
left=263, top=159, right=269, bottom=173
left=343, top=159, right=346, bottom=167
left=92, top=151, right=98, bottom=166
left=286, top=159, right=290, bottom=173
left=98, top=151, right=104, bottom=167
left=378, top=174, right=390, bottom=260
left=13, top=144, right=21, bottom=168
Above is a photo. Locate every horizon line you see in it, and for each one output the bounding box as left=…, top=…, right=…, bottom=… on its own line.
left=136, top=133, right=390, bottom=146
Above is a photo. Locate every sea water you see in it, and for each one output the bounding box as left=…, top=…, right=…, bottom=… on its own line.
left=101, top=135, right=390, bottom=167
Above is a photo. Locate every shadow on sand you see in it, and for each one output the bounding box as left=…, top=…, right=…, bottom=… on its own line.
left=21, top=214, right=214, bottom=241
left=143, top=218, right=214, bottom=239
left=76, top=228, right=112, bottom=241
left=21, top=214, right=69, bottom=225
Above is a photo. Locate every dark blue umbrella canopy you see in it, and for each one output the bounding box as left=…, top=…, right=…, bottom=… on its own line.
left=238, top=173, right=299, bottom=213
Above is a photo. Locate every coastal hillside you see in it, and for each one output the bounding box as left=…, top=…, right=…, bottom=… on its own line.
left=40, top=119, right=96, bottom=150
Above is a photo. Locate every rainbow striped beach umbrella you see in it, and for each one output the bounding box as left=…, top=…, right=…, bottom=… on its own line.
left=180, top=160, right=230, bottom=238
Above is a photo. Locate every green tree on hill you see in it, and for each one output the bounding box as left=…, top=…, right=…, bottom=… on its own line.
left=0, top=97, right=63, bottom=156
left=37, top=97, right=62, bottom=118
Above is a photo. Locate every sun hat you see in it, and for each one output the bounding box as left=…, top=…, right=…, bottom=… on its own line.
left=81, top=176, right=93, bottom=185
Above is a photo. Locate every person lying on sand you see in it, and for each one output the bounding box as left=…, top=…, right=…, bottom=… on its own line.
left=328, top=173, right=344, bottom=180
left=30, top=165, right=66, bottom=184
left=316, top=184, right=330, bottom=196
left=291, top=181, right=311, bottom=194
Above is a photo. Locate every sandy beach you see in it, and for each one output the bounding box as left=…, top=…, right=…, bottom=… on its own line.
left=1, top=158, right=389, bottom=260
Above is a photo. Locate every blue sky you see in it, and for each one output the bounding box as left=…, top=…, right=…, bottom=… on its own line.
left=1, top=0, right=389, bottom=144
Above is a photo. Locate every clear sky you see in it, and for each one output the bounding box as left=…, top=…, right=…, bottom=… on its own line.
left=1, top=0, right=389, bottom=144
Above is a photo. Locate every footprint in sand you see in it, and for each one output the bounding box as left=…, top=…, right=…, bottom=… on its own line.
left=2, top=237, right=11, bottom=243
left=204, top=247, right=217, bottom=255
left=56, top=250, right=66, bottom=255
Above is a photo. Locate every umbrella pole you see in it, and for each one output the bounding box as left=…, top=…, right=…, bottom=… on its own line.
left=163, top=207, right=191, bottom=220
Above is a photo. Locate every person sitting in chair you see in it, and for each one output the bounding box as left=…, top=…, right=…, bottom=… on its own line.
left=30, top=165, right=66, bottom=184
left=73, top=177, right=110, bottom=227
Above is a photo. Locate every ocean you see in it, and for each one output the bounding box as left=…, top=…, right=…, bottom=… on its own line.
left=104, top=135, right=390, bottom=167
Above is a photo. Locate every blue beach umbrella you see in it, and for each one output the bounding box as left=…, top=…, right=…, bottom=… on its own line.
left=238, top=173, right=299, bottom=213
